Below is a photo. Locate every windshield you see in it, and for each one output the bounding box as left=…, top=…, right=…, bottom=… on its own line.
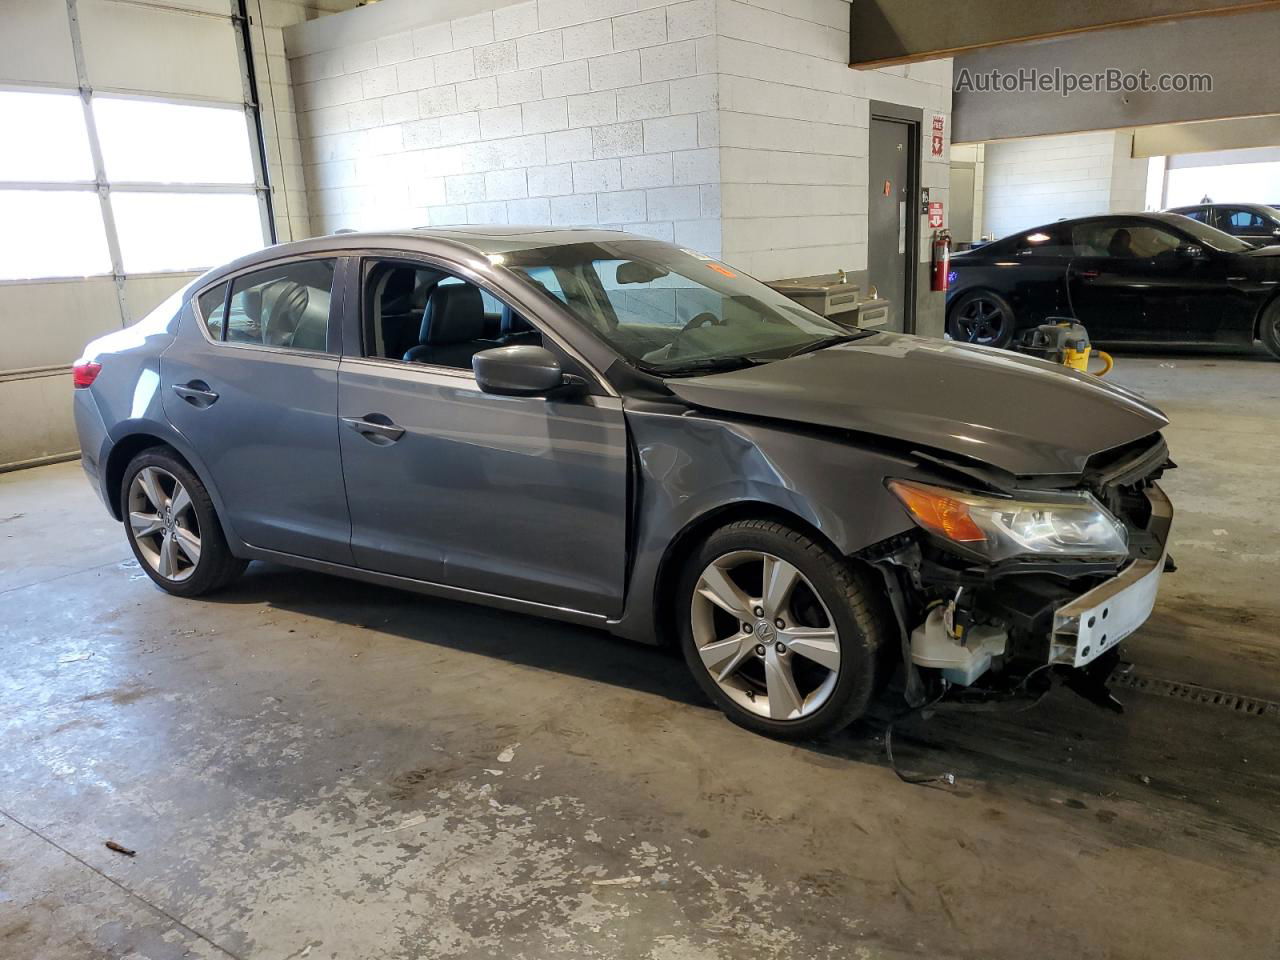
left=494, top=239, right=859, bottom=373
left=1167, top=216, right=1254, bottom=253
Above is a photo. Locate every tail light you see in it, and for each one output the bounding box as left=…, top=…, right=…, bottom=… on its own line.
left=72, top=361, right=102, bottom=389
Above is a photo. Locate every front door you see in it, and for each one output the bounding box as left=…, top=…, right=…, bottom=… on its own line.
left=1066, top=220, right=1184, bottom=341
left=336, top=257, right=629, bottom=616
left=161, top=256, right=353, bottom=564
left=868, top=116, right=915, bottom=333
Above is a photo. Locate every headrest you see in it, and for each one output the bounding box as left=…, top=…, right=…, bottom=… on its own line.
left=381, top=267, right=416, bottom=307
left=423, top=283, right=485, bottom=345
left=501, top=303, right=533, bottom=336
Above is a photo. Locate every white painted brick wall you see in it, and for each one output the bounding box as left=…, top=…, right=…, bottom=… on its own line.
left=714, top=0, right=952, bottom=286
left=286, top=0, right=954, bottom=305
left=291, top=0, right=723, bottom=255
left=982, top=131, right=1147, bottom=238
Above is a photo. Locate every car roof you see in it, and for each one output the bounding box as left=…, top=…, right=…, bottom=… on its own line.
left=1001, top=212, right=1196, bottom=238
left=1167, top=201, right=1277, bottom=213
left=196, top=224, right=666, bottom=288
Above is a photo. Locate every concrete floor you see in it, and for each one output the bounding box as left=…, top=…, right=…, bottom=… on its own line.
left=2, top=348, right=1279, bottom=960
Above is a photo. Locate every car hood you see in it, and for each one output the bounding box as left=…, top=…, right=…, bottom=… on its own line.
left=664, top=333, right=1169, bottom=477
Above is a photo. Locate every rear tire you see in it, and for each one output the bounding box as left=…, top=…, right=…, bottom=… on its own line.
left=677, top=519, right=890, bottom=740
left=1260, top=299, right=1280, bottom=359
left=947, top=290, right=1016, bottom=348
left=121, top=448, right=246, bottom=597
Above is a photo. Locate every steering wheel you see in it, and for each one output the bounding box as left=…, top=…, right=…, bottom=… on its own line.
left=659, top=311, right=724, bottom=360
left=681, top=310, right=724, bottom=332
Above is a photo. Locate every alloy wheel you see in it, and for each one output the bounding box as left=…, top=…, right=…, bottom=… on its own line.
left=690, top=550, right=841, bottom=721
left=956, top=297, right=1006, bottom=344
left=127, top=466, right=201, bottom=582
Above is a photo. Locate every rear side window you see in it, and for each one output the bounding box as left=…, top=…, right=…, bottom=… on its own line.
left=1218, top=208, right=1266, bottom=230
left=197, top=282, right=228, bottom=339
left=225, top=258, right=336, bottom=352
left=1012, top=225, right=1072, bottom=257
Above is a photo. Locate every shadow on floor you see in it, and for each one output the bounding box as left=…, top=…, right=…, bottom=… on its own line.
left=195, top=561, right=1280, bottom=845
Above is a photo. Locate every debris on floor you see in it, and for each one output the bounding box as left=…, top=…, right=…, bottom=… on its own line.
left=104, top=840, right=135, bottom=857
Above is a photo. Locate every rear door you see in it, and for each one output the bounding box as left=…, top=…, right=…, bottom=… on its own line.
left=335, top=254, right=629, bottom=616
left=162, top=256, right=353, bottom=564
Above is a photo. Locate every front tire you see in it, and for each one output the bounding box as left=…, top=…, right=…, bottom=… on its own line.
left=121, top=449, right=246, bottom=597
left=1260, top=298, right=1280, bottom=359
left=947, top=290, right=1015, bottom=347
left=677, top=519, right=890, bottom=740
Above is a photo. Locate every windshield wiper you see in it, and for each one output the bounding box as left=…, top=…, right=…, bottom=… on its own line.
left=658, top=356, right=765, bottom=376
left=768, top=333, right=865, bottom=362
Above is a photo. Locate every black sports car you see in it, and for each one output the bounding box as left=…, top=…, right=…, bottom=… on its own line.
left=1164, top=202, right=1280, bottom=248
left=947, top=212, right=1280, bottom=358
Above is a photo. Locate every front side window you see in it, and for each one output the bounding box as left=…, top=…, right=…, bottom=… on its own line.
left=223, top=259, right=335, bottom=351
left=1071, top=223, right=1183, bottom=259
left=498, top=240, right=854, bottom=374
left=361, top=259, right=543, bottom=370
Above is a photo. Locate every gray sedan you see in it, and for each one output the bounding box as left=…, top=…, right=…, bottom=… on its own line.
left=73, top=227, right=1173, bottom=738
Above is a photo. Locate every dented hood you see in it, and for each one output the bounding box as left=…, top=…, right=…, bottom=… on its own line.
left=664, top=333, right=1168, bottom=477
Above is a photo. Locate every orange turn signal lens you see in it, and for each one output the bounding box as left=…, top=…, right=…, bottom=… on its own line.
left=887, top=480, right=987, bottom=543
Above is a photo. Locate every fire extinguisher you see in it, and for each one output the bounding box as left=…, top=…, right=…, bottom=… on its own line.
left=931, top=229, right=952, bottom=292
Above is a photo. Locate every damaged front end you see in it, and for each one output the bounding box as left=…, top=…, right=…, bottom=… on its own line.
left=870, top=433, right=1174, bottom=711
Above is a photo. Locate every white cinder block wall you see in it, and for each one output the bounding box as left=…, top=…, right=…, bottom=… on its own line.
left=289, top=0, right=723, bottom=254
left=284, top=0, right=955, bottom=333
left=982, top=131, right=1149, bottom=239
left=715, top=0, right=952, bottom=288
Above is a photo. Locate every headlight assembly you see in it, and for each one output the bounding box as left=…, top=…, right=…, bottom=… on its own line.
left=887, top=479, right=1129, bottom=562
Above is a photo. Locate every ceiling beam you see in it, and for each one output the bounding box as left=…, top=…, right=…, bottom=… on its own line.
left=849, top=0, right=1280, bottom=68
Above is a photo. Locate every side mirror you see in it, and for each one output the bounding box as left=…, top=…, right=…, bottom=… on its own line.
left=473, top=345, right=569, bottom=397
left=1271, top=227, right=1280, bottom=240
left=1176, top=243, right=1206, bottom=259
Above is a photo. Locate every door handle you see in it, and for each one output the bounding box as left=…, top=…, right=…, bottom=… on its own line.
left=342, top=415, right=405, bottom=444
left=172, top=381, right=219, bottom=406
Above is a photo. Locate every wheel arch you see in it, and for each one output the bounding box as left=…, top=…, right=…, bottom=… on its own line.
left=649, top=500, right=850, bottom=649
left=1252, top=289, right=1280, bottom=342
left=102, top=429, right=229, bottom=542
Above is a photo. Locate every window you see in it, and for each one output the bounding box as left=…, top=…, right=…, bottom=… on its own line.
left=0, top=190, right=113, bottom=281
left=93, top=98, right=255, bottom=185
left=0, top=84, right=266, bottom=282
left=1012, top=226, right=1072, bottom=257
left=1218, top=208, right=1266, bottom=230
left=223, top=259, right=336, bottom=352
left=362, top=259, right=543, bottom=369
left=198, top=282, right=229, bottom=339
left=0, top=91, right=94, bottom=182
left=1177, top=208, right=1210, bottom=223
left=112, top=193, right=263, bottom=274
left=1071, top=222, right=1183, bottom=259
left=502, top=240, right=849, bottom=372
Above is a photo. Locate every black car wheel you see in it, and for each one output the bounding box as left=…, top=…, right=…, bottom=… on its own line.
left=678, top=519, right=889, bottom=740
left=121, top=448, right=247, bottom=597
left=1261, top=298, right=1280, bottom=360
left=948, top=291, right=1015, bottom=347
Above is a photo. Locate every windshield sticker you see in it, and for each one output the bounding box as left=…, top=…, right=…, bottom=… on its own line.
left=706, top=263, right=737, bottom=278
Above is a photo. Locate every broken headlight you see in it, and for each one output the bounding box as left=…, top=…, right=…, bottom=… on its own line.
left=887, top=479, right=1129, bottom=562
